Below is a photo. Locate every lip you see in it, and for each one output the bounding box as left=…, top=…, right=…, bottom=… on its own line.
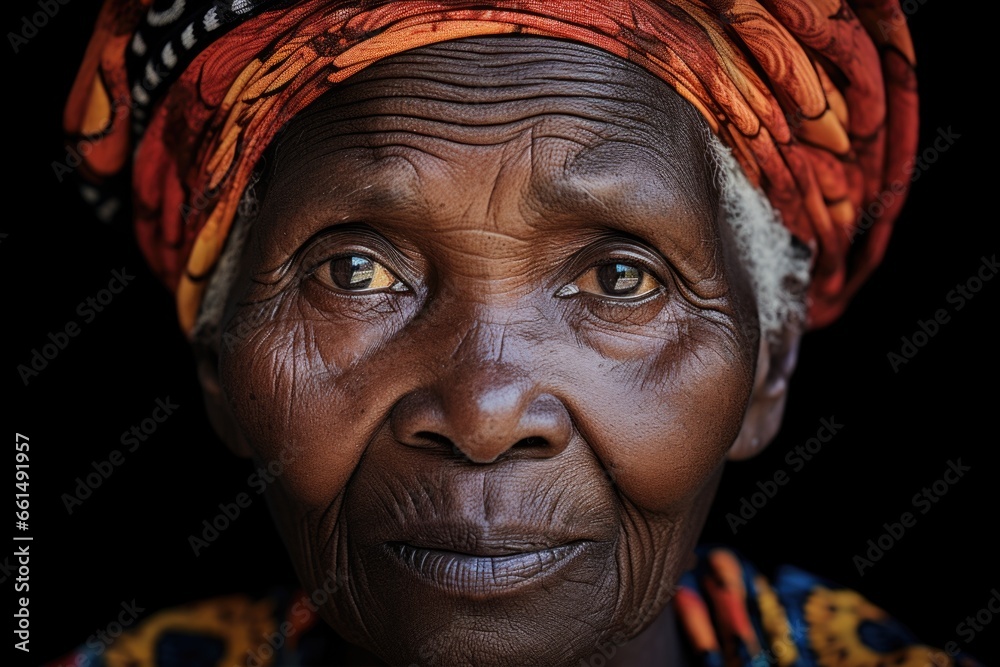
left=385, top=540, right=593, bottom=599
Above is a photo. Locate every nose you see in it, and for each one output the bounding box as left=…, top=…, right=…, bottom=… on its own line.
left=390, top=367, right=572, bottom=464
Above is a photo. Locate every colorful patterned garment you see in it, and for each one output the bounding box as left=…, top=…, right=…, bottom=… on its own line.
left=45, top=548, right=983, bottom=666
left=65, top=0, right=918, bottom=334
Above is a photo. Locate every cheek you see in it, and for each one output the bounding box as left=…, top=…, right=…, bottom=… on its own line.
left=569, top=319, right=754, bottom=511
left=218, top=298, right=406, bottom=509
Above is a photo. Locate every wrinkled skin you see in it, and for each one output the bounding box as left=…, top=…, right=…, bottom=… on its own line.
left=200, top=36, right=796, bottom=667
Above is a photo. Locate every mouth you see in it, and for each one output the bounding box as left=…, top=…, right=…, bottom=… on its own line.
left=385, top=539, right=593, bottom=599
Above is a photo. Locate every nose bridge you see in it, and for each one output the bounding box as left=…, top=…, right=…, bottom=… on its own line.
left=451, top=312, right=518, bottom=371
left=415, top=288, right=541, bottom=378
left=392, top=308, right=571, bottom=464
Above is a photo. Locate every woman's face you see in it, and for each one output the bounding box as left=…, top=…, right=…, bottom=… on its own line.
left=216, top=37, right=759, bottom=666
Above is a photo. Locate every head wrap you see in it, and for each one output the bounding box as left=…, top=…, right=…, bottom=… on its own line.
left=65, top=0, right=918, bottom=334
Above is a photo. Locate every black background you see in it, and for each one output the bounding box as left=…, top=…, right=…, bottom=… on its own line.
left=5, top=1, right=998, bottom=666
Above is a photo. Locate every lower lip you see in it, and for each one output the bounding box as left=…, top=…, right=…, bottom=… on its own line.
left=386, top=541, right=591, bottom=599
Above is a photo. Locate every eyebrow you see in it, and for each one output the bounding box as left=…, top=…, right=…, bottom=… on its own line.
left=266, top=144, right=430, bottom=219
left=525, top=132, right=716, bottom=225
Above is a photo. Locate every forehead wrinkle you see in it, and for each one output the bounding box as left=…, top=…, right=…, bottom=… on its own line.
left=267, top=108, right=615, bottom=230
left=314, top=102, right=700, bottom=237
left=358, top=35, right=663, bottom=90
left=290, top=98, right=667, bottom=150
left=331, top=75, right=673, bottom=118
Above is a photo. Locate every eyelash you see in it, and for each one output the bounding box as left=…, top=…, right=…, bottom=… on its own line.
left=563, top=246, right=671, bottom=295
left=300, top=233, right=412, bottom=286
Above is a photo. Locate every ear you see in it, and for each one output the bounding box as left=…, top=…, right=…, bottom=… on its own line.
left=194, top=343, right=255, bottom=458
left=728, top=325, right=802, bottom=460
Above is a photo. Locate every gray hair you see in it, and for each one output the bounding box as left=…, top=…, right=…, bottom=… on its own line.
left=705, top=131, right=810, bottom=343
left=193, top=133, right=810, bottom=349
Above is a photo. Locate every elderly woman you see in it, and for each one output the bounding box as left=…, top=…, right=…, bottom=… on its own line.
left=49, top=1, right=978, bottom=666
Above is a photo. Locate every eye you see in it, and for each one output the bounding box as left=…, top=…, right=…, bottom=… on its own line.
left=314, top=255, right=407, bottom=293
left=557, top=262, right=663, bottom=300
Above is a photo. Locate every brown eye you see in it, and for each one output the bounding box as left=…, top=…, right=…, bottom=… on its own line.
left=558, top=262, right=662, bottom=300
left=597, top=263, right=643, bottom=296
left=319, top=255, right=406, bottom=293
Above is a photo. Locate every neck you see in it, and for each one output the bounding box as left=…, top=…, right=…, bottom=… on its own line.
left=333, top=601, right=690, bottom=667
left=606, top=601, right=689, bottom=667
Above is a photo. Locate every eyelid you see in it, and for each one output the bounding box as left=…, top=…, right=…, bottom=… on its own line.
left=554, top=239, right=673, bottom=300
left=297, top=225, right=416, bottom=284
left=561, top=236, right=672, bottom=279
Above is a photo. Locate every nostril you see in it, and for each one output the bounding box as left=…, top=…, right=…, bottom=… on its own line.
left=414, top=431, right=454, bottom=450
left=515, top=436, right=549, bottom=450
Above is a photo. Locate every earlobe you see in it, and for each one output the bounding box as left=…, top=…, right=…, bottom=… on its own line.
left=728, top=325, right=802, bottom=461
left=194, top=344, right=255, bottom=458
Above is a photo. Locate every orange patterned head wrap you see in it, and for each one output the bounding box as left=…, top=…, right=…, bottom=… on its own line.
left=65, top=0, right=918, bottom=334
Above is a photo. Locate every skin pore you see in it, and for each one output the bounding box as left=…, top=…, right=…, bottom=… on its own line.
left=199, top=36, right=797, bottom=667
